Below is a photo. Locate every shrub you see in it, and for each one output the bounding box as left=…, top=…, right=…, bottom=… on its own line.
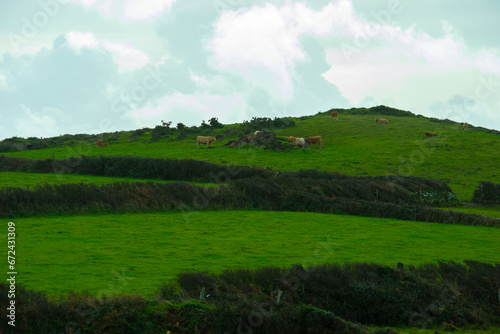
left=472, top=181, right=500, bottom=204
left=208, top=117, right=224, bottom=129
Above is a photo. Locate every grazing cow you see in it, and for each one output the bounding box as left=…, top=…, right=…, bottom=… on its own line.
left=197, top=136, right=216, bottom=148
left=331, top=111, right=339, bottom=120
left=375, top=118, right=389, bottom=124
left=305, top=136, right=322, bottom=149
left=101, top=142, right=108, bottom=146
left=95, top=139, right=103, bottom=147
left=462, top=122, right=469, bottom=131
left=254, top=131, right=261, bottom=135
left=284, top=136, right=295, bottom=143
left=293, top=137, right=308, bottom=148
left=425, top=132, right=438, bottom=137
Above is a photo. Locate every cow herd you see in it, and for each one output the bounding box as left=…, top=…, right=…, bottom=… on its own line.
left=92, top=115, right=471, bottom=150
left=194, top=113, right=470, bottom=149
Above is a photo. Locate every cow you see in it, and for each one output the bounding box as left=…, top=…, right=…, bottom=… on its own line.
left=375, top=118, right=389, bottom=124
left=95, top=139, right=103, bottom=147
left=305, top=136, right=322, bottom=149
left=331, top=111, right=339, bottom=120
left=462, top=122, right=469, bottom=131
left=425, top=132, right=438, bottom=137
left=197, top=136, right=216, bottom=148
left=101, top=142, right=108, bottom=146
left=254, top=131, right=261, bottom=135
left=284, top=136, right=295, bottom=143
left=293, top=137, right=308, bottom=148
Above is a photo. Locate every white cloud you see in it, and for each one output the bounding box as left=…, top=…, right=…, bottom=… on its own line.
left=208, top=2, right=349, bottom=99
left=102, top=41, right=150, bottom=72
left=70, top=0, right=176, bottom=21
left=313, top=1, right=500, bottom=124
left=65, top=31, right=150, bottom=71
left=65, top=31, right=100, bottom=49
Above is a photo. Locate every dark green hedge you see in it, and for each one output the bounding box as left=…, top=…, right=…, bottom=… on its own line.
left=1, top=261, right=498, bottom=333
left=472, top=181, right=500, bottom=204
left=0, top=180, right=496, bottom=226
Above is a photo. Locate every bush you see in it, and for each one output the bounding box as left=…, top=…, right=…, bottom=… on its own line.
left=472, top=181, right=500, bottom=204
left=150, top=125, right=171, bottom=142
left=208, top=117, right=224, bottom=129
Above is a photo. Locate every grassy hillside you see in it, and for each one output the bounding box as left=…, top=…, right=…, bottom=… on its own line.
left=3, top=108, right=498, bottom=200
left=10, top=210, right=500, bottom=296
left=0, top=171, right=217, bottom=189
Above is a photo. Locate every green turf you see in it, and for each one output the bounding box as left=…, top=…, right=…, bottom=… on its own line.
left=0, top=171, right=218, bottom=189
left=6, top=210, right=499, bottom=297
left=442, top=205, right=500, bottom=218
left=5, top=114, right=499, bottom=200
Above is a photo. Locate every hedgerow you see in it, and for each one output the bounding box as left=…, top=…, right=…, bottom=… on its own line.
left=0, top=178, right=496, bottom=226
left=1, top=261, right=498, bottom=333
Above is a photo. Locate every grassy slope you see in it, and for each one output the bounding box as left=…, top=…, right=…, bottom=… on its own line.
left=9, top=210, right=500, bottom=296
left=0, top=171, right=217, bottom=188
left=5, top=113, right=499, bottom=200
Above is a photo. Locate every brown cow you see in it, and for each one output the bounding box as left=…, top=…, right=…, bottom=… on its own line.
left=462, top=122, right=468, bottom=131
left=331, top=111, right=339, bottom=120
left=425, top=132, right=438, bottom=137
left=197, top=136, right=216, bottom=148
left=284, top=136, right=295, bottom=143
left=101, top=142, right=108, bottom=146
left=95, top=139, right=103, bottom=147
left=375, top=118, right=389, bottom=124
left=305, top=136, right=322, bottom=149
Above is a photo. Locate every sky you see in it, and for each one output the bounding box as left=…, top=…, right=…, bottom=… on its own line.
left=0, top=0, right=499, bottom=140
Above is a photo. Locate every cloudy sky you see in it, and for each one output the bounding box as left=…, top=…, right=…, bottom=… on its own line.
left=1, top=0, right=499, bottom=140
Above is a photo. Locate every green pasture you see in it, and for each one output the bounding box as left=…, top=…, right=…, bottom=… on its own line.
left=4, top=113, right=499, bottom=200
left=6, top=210, right=499, bottom=297
left=442, top=205, right=500, bottom=218
left=0, top=171, right=217, bottom=189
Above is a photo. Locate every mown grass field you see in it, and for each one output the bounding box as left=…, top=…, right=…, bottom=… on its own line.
left=9, top=210, right=500, bottom=297
left=4, top=113, right=499, bottom=200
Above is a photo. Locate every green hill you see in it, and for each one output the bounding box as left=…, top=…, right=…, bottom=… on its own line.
left=2, top=106, right=499, bottom=200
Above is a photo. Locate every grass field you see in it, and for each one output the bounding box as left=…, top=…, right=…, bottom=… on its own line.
left=0, top=171, right=217, bottom=189
left=8, top=210, right=499, bottom=297
left=4, top=113, right=499, bottom=200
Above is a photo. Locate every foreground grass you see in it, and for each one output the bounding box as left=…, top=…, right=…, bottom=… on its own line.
left=7, top=210, right=499, bottom=297
left=5, top=114, right=499, bottom=200
left=0, top=171, right=217, bottom=188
